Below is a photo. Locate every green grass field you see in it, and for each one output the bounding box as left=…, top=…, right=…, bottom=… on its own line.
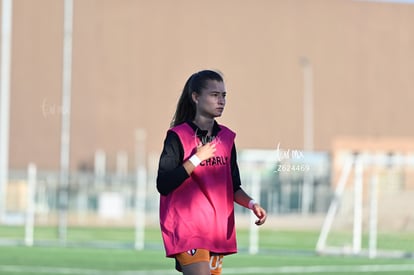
left=0, top=226, right=413, bottom=275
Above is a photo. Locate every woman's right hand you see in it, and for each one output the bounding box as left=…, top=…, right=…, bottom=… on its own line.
left=195, top=142, right=216, bottom=161
left=183, top=142, right=216, bottom=175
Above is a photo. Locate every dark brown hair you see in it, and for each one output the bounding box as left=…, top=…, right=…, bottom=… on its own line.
left=171, top=70, right=224, bottom=127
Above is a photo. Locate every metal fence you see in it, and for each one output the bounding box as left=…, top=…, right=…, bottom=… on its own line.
left=4, top=150, right=333, bottom=227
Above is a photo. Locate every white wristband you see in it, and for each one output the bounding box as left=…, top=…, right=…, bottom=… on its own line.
left=248, top=199, right=256, bottom=210
left=189, top=155, right=202, bottom=167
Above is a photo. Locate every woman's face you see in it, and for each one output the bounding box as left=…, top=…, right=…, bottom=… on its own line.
left=193, top=80, right=226, bottom=119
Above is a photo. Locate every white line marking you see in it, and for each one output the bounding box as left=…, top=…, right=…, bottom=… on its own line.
left=1, top=264, right=414, bottom=274
left=0, top=265, right=176, bottom=275
left=225, top=264, right=414, bottom=274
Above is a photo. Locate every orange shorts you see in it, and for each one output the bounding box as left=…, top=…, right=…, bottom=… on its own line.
left=175, top=249, right=223, bottom=275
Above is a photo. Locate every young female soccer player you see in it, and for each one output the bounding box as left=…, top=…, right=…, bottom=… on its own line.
left=157, top=70, right=267, bottom=275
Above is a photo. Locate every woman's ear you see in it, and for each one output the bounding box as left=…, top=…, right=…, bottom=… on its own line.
left=192, top=92, right=199, bottom=104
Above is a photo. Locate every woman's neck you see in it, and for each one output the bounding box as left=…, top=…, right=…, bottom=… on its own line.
left=193, top=116, right=214, bottom=134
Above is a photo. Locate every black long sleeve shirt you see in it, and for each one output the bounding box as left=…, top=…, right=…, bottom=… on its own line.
left=156, top=121, right=242, bottom=196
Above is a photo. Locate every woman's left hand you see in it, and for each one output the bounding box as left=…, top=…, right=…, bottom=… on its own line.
left=251, top=204, right=267, bottom=226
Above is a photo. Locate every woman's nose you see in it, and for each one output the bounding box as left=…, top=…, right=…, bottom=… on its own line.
left=218, top=95, right=225, bottom=105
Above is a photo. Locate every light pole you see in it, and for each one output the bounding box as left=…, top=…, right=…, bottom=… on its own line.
left=300, top=57, right=314, bottom=215
left=58, top=0, right=74, bottom=243
left=300, top=57, right=314, bottom=152
left=0, top=0, right=13, bottom=223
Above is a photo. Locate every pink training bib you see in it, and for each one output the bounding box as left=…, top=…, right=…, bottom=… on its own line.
left=159, top=122, right=237, bottom=257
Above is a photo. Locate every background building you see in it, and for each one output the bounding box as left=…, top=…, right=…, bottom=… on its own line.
left=4, top=0, right=414, bottom=172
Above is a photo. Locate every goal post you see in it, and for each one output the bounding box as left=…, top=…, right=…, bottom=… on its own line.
left=316, top=153, right=413, bottom=258
left=316, top=155, right=353, bottom=253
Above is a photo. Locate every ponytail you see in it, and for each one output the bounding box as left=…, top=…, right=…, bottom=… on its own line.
left=171, top=70, right=223, bottom=127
